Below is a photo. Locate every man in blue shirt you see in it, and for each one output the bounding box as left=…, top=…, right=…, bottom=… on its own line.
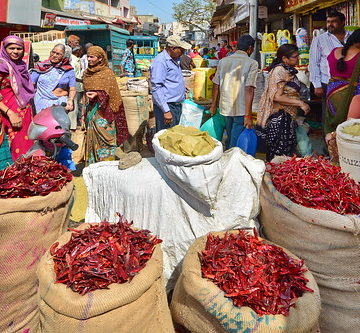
left=150, top=35, right=191, bottom=131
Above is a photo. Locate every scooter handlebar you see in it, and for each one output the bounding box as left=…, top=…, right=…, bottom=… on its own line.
left=59, top=134, right=79, bottom=151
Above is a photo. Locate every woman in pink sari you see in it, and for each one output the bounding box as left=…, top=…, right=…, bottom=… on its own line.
left=0, top=35, right=34, bottom=163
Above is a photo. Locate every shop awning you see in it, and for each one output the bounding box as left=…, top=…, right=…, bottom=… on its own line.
left=41, top=6, right=94, bottom=21
left=211, top=4, right=235, bottom=23
left=284, top=0, right=349, bottom=14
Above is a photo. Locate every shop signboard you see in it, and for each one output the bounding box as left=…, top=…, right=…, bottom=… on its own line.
left=42, top=13, right=56, bottom=28
left=55, top=16, right=91, bottom=26
left=284, top=0, right=318, bottom=11
left=80, top=1, right=95, bottom=15
left=64, top=0, right=81, bottom=10
left=234, top=1, right=250, bottom=24
left=64, top=0, right=95, bottom=14
left=258, top=6, right=268, bottom=19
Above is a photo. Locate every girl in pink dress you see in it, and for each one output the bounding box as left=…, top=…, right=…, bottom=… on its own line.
left=0, top=35, right=34, bottom=163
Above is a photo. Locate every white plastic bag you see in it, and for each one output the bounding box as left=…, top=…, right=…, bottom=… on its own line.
left=179, top=99, right=205, bottom=129
left=153, top=130, right=223, bottom=210
left=127, top=78, right=149, bottom=93
left=336, top=119, right=360, bottom=182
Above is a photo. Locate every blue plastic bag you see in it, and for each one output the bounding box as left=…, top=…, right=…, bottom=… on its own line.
left=179, top=99, right=205, bottom=129
left=236, top=128, right=258, bottom=157
left=296, top=124, right=313, bottom=157
left=56, top=147, right=76, bottom=170
left=200, top=109, right=226, bottom=141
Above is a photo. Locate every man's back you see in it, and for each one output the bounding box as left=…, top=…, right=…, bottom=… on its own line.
left=213, top=51, right=258, bottom=117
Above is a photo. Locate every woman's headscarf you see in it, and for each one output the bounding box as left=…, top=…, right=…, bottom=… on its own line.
left=0, top=35, right=34, bottom=108
left=32, top=44, right=73, bottom=74
left=83, top=46, right=121, bottom=113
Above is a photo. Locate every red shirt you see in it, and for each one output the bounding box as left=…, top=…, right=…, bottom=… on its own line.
left=328, top=48, right=360, bottom=79
left=218, top=47, right=228, bottom=59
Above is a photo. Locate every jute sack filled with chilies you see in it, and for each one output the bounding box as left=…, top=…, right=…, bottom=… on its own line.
left=170, top=232, right=321, bottom=333
left=0, top=181, right=74, bottom=333
left=37, top=223, right=174, bottom=333
left=259, top=156, right=360, bottom=333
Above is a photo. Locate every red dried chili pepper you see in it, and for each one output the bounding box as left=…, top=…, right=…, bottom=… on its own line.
left=267, top=156, right=360, bottom=215
left=51, top=214, right=162, bottom=295
left=200, top=230, right=313, bottom=316
left=0, top=156, right=72, bottom=198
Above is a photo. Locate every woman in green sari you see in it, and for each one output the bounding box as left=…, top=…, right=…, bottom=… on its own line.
left=83, top=46, right=129, bottom=164
left=325, top=30, right=360, bottom=161
left=325, top=29, right=360, bottom=134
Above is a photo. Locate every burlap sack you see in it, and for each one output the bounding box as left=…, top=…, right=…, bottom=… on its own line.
left=116, top=77, right=131, bottom=91
left=182, top=70, right=195, bottom=95
left=0, top=181, right=74, bottom=333
left=121, top=90, right=151, bottom=136
left=171, top=231, right=321, bottom=333
left=127, top=78, right=149, bottom=93
left=259, top=156, right=360, bottom=333
left=71, top=125, right=86, bottom=164
left=37, top=223, right=174, bottom=333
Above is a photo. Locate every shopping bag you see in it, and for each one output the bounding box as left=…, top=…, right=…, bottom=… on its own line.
left=236, top=128, right=258, bottom=157
left=296, top=123, right=313, bottom=157
left=254, top=124, right=266, bottom=154
left=179, top=99, right=205, bottom=129
left=200, top=109, right=226, bottom=141
left=71, top=125, right=86, bottom=164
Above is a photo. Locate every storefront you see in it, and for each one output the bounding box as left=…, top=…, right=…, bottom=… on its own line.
left=210, top=2, right=236, bottom=45
left=285, top=0, right=360, bottom=36
left=234, top=0, right=251, bottom=39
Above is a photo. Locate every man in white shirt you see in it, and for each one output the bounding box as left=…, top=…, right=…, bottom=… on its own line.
left=210, top=35, right=258, bottom=148
left=309, top=11, right=351, bottom=98
left=80, top=43, right=94, bottom=73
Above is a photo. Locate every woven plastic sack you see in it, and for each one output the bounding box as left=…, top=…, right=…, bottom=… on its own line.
left=127, top=78, right=149, bottom=93
left=336, top=119, right=360, bottom=182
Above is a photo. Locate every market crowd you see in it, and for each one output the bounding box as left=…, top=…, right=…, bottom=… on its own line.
left=0, top=34, right=131, bottom=170
left=151, top=10, right=360, bottom=162
left=0, top=10, right=360, bottom=170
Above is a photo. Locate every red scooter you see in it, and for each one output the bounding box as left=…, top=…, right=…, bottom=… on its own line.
left=26, top=104, right=78, bottom=158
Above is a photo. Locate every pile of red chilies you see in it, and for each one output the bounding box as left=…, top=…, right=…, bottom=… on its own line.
left=51, top=215, right=162, bottom=295
left=200, top=230, right=313, bottom=316
left=267, top=156, right=360, bottom=215
left=0, top=156, right=72, bottom=198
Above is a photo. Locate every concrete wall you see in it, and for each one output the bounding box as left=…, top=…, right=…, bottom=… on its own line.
left=94, top=1, right=110, bottom=16
left=42, top=0, right=65, bottom=10
left=8, top=0, right=42, bottom=25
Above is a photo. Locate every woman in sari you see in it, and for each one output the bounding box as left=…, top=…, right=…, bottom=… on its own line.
left=83, top=46, right=129, bottom=164
left=325, top=29, right=360, bottom=134
left=0, top=35, right=35, bottom=168
left=31, top=44, right=76, bottom=113
left=325, top=29, right=360, bottom=161
left=257, top=44, right=310, bottom=161
left=31, top=44, right=77, bottom=169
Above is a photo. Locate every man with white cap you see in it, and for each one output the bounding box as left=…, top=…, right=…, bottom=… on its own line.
left=151, top=35, right=191, bottom=131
